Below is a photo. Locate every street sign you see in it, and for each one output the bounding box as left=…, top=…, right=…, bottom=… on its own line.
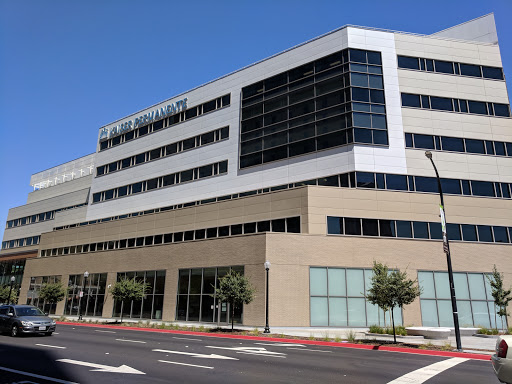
left=79, top=291, right=83, bottom=297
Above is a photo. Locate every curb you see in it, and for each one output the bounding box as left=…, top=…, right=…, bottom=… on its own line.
left=57, top=322, right=491, bottom=361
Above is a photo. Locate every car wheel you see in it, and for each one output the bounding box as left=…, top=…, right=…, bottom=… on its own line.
left=11, top=325, right=19, bottom=337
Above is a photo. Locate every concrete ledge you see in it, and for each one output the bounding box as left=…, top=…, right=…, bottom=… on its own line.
left=406, top=327, right=451, bottom=339
left=449, top=327, right=480, bottom=336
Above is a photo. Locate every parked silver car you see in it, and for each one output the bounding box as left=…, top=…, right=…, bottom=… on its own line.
left=0, top=305, right=56, bottom=337
left=492, top=335, right=512, bottom=384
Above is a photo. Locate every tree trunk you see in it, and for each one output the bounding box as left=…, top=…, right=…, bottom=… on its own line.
left=391, top=307, right=396, bottom=344
left=495, top=305, right=498, bottom=331
left=231, top=301, right=234, bottom=331
left=501, top=306, right=505, bottom=334
left=120, top=301, right=124, bottom=323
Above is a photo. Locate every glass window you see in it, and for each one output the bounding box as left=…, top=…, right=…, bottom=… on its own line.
left=441, top=137, right=464, bottom=152
left=414, top=176, right=438, bottom=193
left=465, top=139, right=485, bottom=154
left=362, top=219, right=378, bottom=236
left=430, top=97, right=453, bottom=111
left=310, top=268, right=327, bottom=296
left=356, top=172, right=375, bottom=188
left=418, top=271, right=435, bottom=298
left=397, top=56, right=420, bottom=70
left=429, top=222, right=442, bottom=239
left=461, top=224, right=477, bottom=241
left=327, top=216, right=343, bottom=235
left=468, top=101, right=487, bottom=115
left=379, top=220, right=396, bottom=237
left=471, top=181, right=495, bottom=197
left=396, top=221, right=412, bottom=238
left=413, top=222, right=429, bottom=239
left=441, top=179, right=461, bottom=195
left=482, top=66, right=504, bottom=80
left=495, top=142, right=506, bottom=156
left=460, top=64, right=481, bottom=77
left=401, top=93, right=421, bottom=108
left=344, top=218, right=361, bottom=235
left=414, top=134, right=435, bottom=149
left=493, top=226, right=509, bottom=243
left=310, top=297, right=328, bottom=326
left=477, top=225, right=493, bottom=242
left=494, top=103, right=510, bottom=117
left=447, top=223, right=461, bottom=241
left=434, top=60, right=454, bottom=74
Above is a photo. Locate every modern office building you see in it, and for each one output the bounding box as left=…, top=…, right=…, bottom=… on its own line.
left=1, top=14, right=511, bottom=329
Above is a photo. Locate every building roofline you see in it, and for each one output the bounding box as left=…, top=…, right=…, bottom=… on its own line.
left=99, top=17, right=498, bottom=129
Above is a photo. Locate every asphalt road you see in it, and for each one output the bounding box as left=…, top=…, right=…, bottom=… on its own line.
left=0, top=324, right=498, bottom=384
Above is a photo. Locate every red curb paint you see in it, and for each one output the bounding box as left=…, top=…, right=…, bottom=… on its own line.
left=57, top=322, right=491, bottom=360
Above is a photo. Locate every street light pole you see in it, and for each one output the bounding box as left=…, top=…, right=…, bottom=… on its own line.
left=264, top=261, right=271, bottom=333
left=78, top=271, right=89, bottom=321
left=8, top=276, right=15, bottom=304
left=425, top=151, right=462, bottom=351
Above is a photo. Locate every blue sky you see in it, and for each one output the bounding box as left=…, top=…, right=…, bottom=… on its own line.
left=0, top=0, right=511, bottom=241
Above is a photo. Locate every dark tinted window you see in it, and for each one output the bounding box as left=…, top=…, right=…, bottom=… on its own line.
left=440, top=179, right=461, bottom=195
left=495, top=142, right=506, bottom=156
left=131, top=182, right=143, bottom=194
left=465, top=139, right=485, bottom=154
left=414, top=134, right=435, bottom=149
left=344, top=218, right=361, bottom=235
left=430, top=97, right=453, bottom=111
left=493, top=103, right=510, bottom=117
left=434, top=60, right=454, bottom=74
left=356, top=172, right=375, bottom=188
left=272, top=219, right=286, bottom=232
left=379, top=220, right=396, bottom=237
left=460, top=64, right=481, bottom=77
left=441, top=137, right=464, bottom=152
left=396, top=221, right=412, bottom=238
left=477, top=225, right=493, bottom=242
left=286, top=217, right=301, bottom=233
left=493, top=226, right=509, bottom=243
left=386, top=174, right=408, bottom=191
left=413, top=222, right=429, bottom=239
left=402, top=93, right=421, bottom=108
left=429, top=222, right=443, bottom=239
left=468, top=101, right=487, bottom=115
left=461, top=224, right=477, bottom=241
left=447, top=223, right=461, bottom=241
left=398, top=56, right=419, bottom=70
left=362, top=219, right=379, bottom=236
left=482, top=66, right=504, bottom=80
left=471, top=181, right=494, bottom=197
left=415, top=176, right=438, bottom=193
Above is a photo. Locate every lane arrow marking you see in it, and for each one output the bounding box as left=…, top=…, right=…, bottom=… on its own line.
left=56, top=359, right=145, bottom=375
left=152, top=349, right=238, bottom=360
left=205, top=346, right=287, bottom=356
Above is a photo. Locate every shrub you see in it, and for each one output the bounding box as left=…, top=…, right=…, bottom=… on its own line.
left=441, top=342, right=452, bottom=351
left=251, top=328, right=259, bottom=336
left=346, top=330, right=357, bottom=342
left=369, top=325, right=384, bottom=334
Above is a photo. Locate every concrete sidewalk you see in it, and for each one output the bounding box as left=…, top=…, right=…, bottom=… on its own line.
left=59, top=316, right=499, bottom=353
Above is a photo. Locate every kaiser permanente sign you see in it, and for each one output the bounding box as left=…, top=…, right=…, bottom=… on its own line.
left=98, top=97, right=188, bottom=142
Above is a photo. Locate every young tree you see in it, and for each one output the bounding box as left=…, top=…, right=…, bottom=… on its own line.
left=487, top=265, right=512, bottom=333
left=214, top=271, right=255, bottom=331
left=366, top=261, right=421, bottom=343
left=110, top=278, right=149, bottom=323
left=39, top=282, right=67, bottom=312
left=0, top=284, right=17, bottom=304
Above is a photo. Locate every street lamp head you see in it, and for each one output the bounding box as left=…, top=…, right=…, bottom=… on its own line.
left=84, top=271, right=89, bottom=278
left=425, top=151, right=432, bottom=159
left=264, top=261, right=271, bottom=270
left=10, top=276, right=15, bottom=282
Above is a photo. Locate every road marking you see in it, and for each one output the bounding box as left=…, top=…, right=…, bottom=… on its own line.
left=35, top=344, right=67, bottom=349
left=95, top=330, right=116, bottom=333
left=255, top=342, right=305, bottom=347
left=173, top=336, right=203, bottom=341
left=115, top=339, right=146, bottom=344
left=286, top=347, right=332, bottom=353
left=387, top=357, right=468, bottom=384
left=153, top=349, right=238, bottom=360
left=158, top=360, right=213, bottom=369
left=0, top=366, right=78, bottom=384
left=235, top=351, right=286, bottom=358
left=206, top=346, right=287, bottom=357
left=57, top=359, right=145, bottom=375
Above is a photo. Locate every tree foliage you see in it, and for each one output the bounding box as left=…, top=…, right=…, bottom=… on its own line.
left=214, top=271, right=255, bottom=331
left=109, top=278, right=149, bottom=322
left=365, top=261, right=421, bottom=343
left=0, top=284, right=17, bottom=304
left=487, top=265, right=512, bottom=332
left=39, top=282, right=66, bottom=304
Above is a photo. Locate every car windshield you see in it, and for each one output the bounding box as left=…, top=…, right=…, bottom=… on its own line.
left=15, top=307, right=46, bottom=317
